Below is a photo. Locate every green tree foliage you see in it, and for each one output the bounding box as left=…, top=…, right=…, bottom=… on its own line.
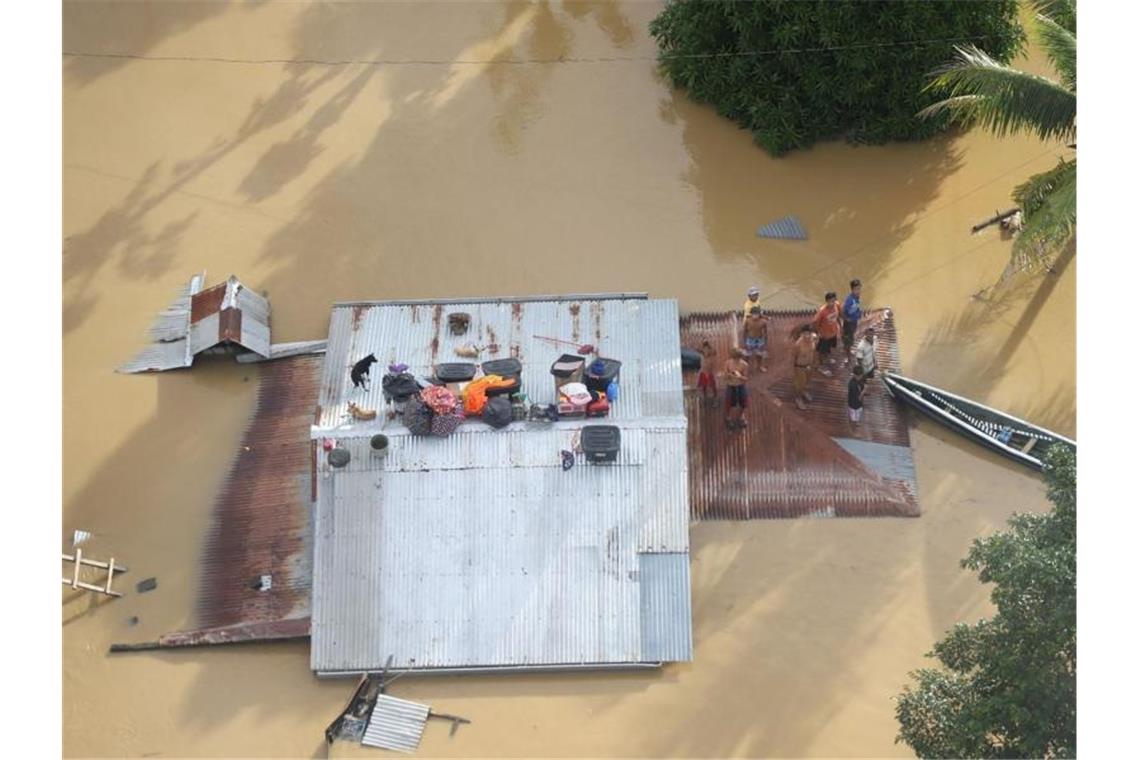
left=649, top=0, right=1023, bottom=156
left=920, top=0, right=1075, bottom=274
left=895, top=445, right=1076, bottom=758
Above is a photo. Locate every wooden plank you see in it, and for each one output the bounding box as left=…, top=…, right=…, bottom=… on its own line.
left=104, top=558, right=116, bottom=594
left=62, top=553, right=129, bottom=573
left=62, top=578, right=123, bottom=597
left=72, top=547, right=82, bottom=588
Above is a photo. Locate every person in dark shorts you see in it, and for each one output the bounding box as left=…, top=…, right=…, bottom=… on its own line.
left=842, top=279, right=862, bottom=359
left=853, top=327, right=878, bottom=380
left=847, top=365, right=867, bottom=427
left=791, top=324, right=818, bottom=410
left=813, top=292, right=842, bottom=375
left=723, top=347, right=750, bottom=429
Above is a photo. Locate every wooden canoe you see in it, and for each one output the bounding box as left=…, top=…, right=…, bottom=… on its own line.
left=883, top=372, right=1074, bottom=471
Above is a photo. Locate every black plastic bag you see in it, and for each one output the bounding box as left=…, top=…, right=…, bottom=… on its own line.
left=382, top=372, right=421, bottom=402
left=403, top=394, right=434, bottom=435
left=483, top=396, right=513, bottom=429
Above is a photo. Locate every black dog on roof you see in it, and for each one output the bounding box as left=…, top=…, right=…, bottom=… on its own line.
left=350, top=353, right=378, bottom=391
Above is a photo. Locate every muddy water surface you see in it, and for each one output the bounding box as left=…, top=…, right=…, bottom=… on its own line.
left=63, top=1, right=1074, bottom=757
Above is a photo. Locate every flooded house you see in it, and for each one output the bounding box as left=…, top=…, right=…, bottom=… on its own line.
left=307, top=294, right=693, bottom=674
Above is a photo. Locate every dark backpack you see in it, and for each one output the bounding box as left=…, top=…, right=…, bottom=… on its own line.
left=482, top=396, right=513, bottom=429
left=382, top=372, right=421, bottom=402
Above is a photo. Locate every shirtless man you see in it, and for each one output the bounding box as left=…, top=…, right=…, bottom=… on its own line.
left=742, top=307, right=769, bottom=373
left=791, top=324, right=818, bottom=411
left=723, top=347, right=750, bottom=429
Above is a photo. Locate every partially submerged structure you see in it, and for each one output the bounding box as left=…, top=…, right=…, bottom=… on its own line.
left=309, top=294, right=692, bottom=675
left=680, top=308, right=918, bottom=518
left=113, top=296, right=923, bottom=660
left=119, top=272, right=324, bottom=373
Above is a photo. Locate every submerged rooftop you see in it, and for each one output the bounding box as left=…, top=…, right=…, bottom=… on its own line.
left=309, top=294, right=692, bottom=675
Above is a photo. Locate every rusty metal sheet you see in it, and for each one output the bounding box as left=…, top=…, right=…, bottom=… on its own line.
left=680, top=309, right=917, bottom=519
left=190, top=281, right=227, bottom=324
left=191, top=354, right=322, bottom=631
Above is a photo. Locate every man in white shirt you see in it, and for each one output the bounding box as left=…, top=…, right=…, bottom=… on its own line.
left=853, top=328, right=878, bottom=379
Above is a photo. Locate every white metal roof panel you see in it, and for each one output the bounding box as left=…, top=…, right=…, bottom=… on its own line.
left=639, top=553, right=693, bottom=662
left=310, top=295, right=690, bottom=674
left=363, top=694, right=430, bottom=753
left=117, top=272, right=203, bottom=373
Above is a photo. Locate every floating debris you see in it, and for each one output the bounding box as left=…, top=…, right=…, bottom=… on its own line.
left=363, top=695, right=431, bottom=753
left=136, top=577, right=158, bottom=594
left=756, top=214, right=808, bottom=240
left=72, top=529, right=92, bottom=547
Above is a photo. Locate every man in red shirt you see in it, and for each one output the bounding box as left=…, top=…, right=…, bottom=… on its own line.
left=813, top=291, right=843, bottom=376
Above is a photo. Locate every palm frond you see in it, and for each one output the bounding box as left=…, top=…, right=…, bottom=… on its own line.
left=1028, top=0, right=1076, bottom=33
left=1034, top=14, right=1075, bottom=91
left=920, top=45, right=1075, bottom=142
left=1009, top=161, right=1076, bottom=273
left=1013, top=158, right=1075, bottom=216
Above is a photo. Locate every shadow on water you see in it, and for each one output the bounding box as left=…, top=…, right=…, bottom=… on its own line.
left=484, top=2, right=573, bottom=155
left=63, top=3, right=386, bottom=334
left=662, top=92, right=967, bottom=308
left=63, top=0, right=231, bottom=86
left=237, top=66, right=377, bottom=202
left=907, top=241, right=1076, bottom=435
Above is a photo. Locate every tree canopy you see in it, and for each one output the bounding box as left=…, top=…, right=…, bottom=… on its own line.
left=895, top=445, right=1076, bottom=758
left=649, top=0, right=1024, bottom=155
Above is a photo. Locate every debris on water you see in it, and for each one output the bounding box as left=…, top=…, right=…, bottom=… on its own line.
left=243, top=376, right=250, bottom=383
left=756, top=214, right=808, bottom=240
left=127, top=615, right=140, bottom=626
left=72, top=529, right=92, bottom=547
left=136, top=577, right=158, bottom=593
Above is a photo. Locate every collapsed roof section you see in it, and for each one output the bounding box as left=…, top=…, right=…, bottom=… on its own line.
left=119, top=273, right=272, bottom=373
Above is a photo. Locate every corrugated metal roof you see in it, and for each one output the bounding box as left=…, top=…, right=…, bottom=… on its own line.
left=833, top=437, right=918, bottom=495
left=117, top=272, right=204, bottom=373
left=315, top=296, right=684, bottom=429
left=120, top=273, right=273, bottom=372
left=310, top=296, right=691, bottom=675
left=639, top=553, right=692, bottom=662
left=193, top=355, right=320, bottom=630
left=756, top=214, right=808, bottom=240
left=679, top=309, right=918, bottom=519
left=363, top=695, right=430, bottom=753
left=189, top=276, right=271, bottom=357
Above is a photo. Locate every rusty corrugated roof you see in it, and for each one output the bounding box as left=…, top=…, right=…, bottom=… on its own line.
left=680, top=309, right=917, bottom=519
left=190, top=353, right=322, bottom=632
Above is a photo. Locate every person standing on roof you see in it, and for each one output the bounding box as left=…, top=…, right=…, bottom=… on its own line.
left=790, top=324, right=818, bottom=411
left=723, top=347, right=750, bottom=430
left=812, top=291, right=843, bottom=376
left=742, top=286, right=762, bottom=318
left=841, top=279, right=863, bottom=362
left=847, top=365, right=867, bottom=429
left=696, top=340, right=718, bottom=402
left=853, top=327, right=879, bottom=380
left=743, top=307, right=769, bottom=373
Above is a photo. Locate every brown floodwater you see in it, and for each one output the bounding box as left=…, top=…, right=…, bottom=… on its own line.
left=63, top=1, right=1075, bottom=757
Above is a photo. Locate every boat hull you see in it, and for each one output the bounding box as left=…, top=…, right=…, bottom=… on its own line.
left=883, top=372, right=1074, bottom=472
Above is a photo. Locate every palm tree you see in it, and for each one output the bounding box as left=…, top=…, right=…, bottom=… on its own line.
left=919, top=0, right=1075, bottom=275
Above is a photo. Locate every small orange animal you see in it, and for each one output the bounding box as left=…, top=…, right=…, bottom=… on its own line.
left=347, top=401, right=378, bottom=421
